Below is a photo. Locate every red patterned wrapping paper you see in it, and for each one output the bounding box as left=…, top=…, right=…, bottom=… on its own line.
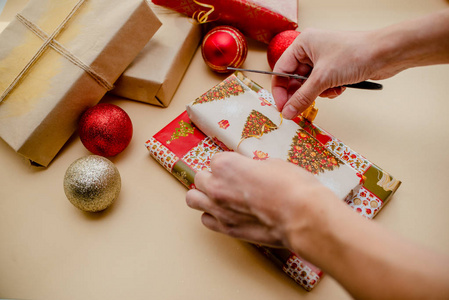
left=151, top=0, right=298, bottom=44
left=145, top=74, right=401, bottom=290
left=146, top=111, right=323, bottom=291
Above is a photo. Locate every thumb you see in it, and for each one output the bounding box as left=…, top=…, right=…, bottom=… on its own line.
left=281, top=72, right=326, bottom=120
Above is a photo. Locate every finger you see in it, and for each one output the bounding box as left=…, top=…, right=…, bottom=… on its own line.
left=201, top=211, right=250, bottom=238
left=208, top=152, right=257, bottom=185
left=319, top=86, right=346, bottom=99
left=206, top=153, right=254, bottom=209
left=273, top=42, right=302, bottom=74
left=287, top=79, right=304, bottom=100
left=201, top=212, right=220, bottom=232
left=272, top=44, right=310, bottom=112
left=193, top=169, right=212, bottom=193
left=281, top=72, right=326, bottom=119
left=188, top=187, right=258, bottom=231
left=209, top=151, right=244, bottom=173
left=201, top=211, right=252, bottom=233
left=201, top=213, right=284, bottom=247
left=272, top=78, right=312, bottom=113
left=186, top=189, right=213, bottom=212
left=271, top=76, right=290, bottom=112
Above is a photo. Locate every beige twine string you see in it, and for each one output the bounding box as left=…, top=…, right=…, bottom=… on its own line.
left=0, top=0, right=114, bottom=104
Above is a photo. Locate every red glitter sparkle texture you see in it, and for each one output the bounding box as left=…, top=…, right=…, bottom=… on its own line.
left=267, top=30, right=300, bottom=69
left=78, top=103, right=133, bottom=157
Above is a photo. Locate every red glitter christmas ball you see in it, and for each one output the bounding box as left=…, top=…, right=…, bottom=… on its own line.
left=267, top=30, right=300, bottom=70
left=78, top=103, right=133, bottom=157
left=201, top=25, right=248, bottom=73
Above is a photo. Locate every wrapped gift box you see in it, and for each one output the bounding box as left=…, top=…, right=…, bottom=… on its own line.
left=146, top=110, right=323, bottom=291
left=151, top=0, right=298, bottom=44
left=112, top=5, right=201, bottom=107
left=187, top=73, right=364, bottom=201
left=0, top=0, right=161, bottom=166
left=145, top=109, right=400, bottom=290
left=145, top=73, right=401, bottom=290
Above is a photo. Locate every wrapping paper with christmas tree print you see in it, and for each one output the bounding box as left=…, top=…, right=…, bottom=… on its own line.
left=151, top=0, right=298, bottom=44
left=146, top=110, right=323, bottom=291
left=145, top=74, right=400, bottom=291
left=186, top=73, right=364, bottom=201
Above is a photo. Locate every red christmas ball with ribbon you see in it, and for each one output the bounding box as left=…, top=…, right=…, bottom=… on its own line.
left=267, top=30, right=300, bottom=70
left=78, top=103, right=133, bottom=157
left=201, top=25, right=248, bottom=73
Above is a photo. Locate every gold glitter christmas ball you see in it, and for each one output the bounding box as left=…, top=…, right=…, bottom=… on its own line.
left=63, top=155, right=121, bottom=212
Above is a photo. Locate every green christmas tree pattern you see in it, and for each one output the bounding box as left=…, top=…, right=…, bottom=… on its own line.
left=241, top=110, right=278, bottom=140
left=287, top=129, right=342, bottom=174
left=166, top=120, right=195, bottom=144
left=192, top=75, right=246, bottom=105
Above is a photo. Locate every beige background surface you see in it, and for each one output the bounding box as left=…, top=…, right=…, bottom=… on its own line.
left=1, top=0, right=449, bottom=299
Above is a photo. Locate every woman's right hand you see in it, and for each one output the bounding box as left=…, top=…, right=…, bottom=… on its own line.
left=272, top=28, right=383, bottom=119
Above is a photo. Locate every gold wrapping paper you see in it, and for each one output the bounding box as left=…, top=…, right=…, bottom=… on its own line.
left=112, top=6, right=201, bottom=107
left=0, top=0, right=161, bottom=166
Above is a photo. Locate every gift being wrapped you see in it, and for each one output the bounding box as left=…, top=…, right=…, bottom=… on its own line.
left=145, top=73, right=401, bottom=290
left=112, top=5, right=201, bottom=107
left=186, top=73, right=364, bottom=201
left=146, top=110, right=323, bottom=291
left=151, top=0, right=298, bottom=44
left=0, top=0, right=161, bottom=166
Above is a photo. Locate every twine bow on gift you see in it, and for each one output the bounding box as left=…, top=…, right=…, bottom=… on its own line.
left=0, top=0, right=114, bottom=104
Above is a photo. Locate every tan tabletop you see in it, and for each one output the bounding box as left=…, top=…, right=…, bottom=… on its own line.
left=1, top=0, right=449, bottom=299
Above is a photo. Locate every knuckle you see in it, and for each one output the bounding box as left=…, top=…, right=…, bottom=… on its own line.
left=201, top=213, right=218, bottom=231
left=185, top=190, right=194, bottom=207
left=206, top=180, right=228, bottom=205
left=210, top=152, right=230, bottom=172
left=310, top=69, right=328, bottom=86
left=290, top=90, right=314, bottom=110
left=223, top=224, right=240, bottom=238
left=194, top=170, right=207, bottom=184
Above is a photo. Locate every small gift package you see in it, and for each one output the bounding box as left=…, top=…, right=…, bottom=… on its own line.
left=0, top=0, right=161, bottom=166
left=187, top=74, right=364, bottom=201
left=151, top=0, right=298, bottom=44
left=145, top=73, right=401, bottom=290
left=112, top=5, right=202, bottom=107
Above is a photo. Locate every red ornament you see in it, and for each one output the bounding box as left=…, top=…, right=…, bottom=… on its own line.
left=78, top=103, right=133, bottom=157
left=201, top=25, right=248, bottom=73
left=267, top=30, right=300, bottom=70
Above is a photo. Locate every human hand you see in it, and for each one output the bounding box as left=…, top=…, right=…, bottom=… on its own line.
left=272, top=9, right=449, bottom=120
left=272, top=29, right=380, bottom=119
left=185, top=152, right=339, bottom=249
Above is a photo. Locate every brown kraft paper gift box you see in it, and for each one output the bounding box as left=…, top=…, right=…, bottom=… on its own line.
left=112, top=5, right=201, bottom=107
left=0, top=0, right=161, bottom=166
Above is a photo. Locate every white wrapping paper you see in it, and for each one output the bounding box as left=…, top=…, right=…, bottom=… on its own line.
left=187, top=73, right=362, bottom=200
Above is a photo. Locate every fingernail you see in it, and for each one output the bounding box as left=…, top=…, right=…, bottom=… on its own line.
left=333, top=89, right=339, bottom=97
left=282, top=105, right=297, bottom=120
